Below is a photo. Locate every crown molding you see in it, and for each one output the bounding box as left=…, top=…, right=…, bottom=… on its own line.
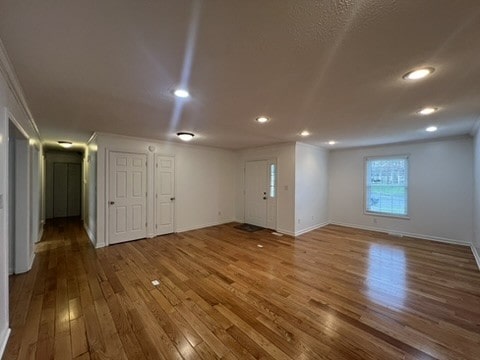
left=0, top=38, right=41, bottom=141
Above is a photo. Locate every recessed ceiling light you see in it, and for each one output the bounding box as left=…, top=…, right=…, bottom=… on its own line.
left=58, top=141, right=73, bottom=148
left=173, top=89, right=190, bottom=98
left=177, top=132, right=194, bottom=141
left=256, top=116, right=270, bottom=123
left=328, top=140, right=336, bottom=145
left=426, top=126, right=438, bottom=132
left=418, top=107, right=438, bottom=115
left=403, top=67, right=435, bottom=80
left=300, top=130, right=310, bottom=136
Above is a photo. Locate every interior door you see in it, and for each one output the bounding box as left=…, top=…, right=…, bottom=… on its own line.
left=155, top=155, right=175, bottom=235
left=53, top=163, right=68, bottom=217
left=67, top=163, right=81, bottom=216
left=245, top=160, right=268, bottom=227
left=109, top=152, right=147, bottom=244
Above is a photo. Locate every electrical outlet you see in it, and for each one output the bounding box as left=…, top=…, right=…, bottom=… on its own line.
left=297, top=219, right=301, bottom=224
left=311, top=215, right=314, bottom=220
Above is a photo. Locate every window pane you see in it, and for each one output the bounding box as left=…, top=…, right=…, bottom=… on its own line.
left=366, top=157, right=408, bottom=216
left=270, top=164, right=276, bottom=198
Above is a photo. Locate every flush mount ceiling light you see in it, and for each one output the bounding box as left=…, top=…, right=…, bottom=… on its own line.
left=255, top=116, right=270, bottom=123
left=426, top=126, right=438, bottom=132
left=418, top=107, right=438, bottom=115
left=328, top=140, right=336, bottom=145
left=300, top=130, right=310, bottom=136
left=177, top=132, right=194, bottom=141
left=403, top=67, right=435, bottom=80
left=58, top=141, right=73, bottom=148
left=173, top=88, right=190, bottom=98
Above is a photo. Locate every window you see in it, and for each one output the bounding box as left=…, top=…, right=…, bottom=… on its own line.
left=269, top=163, right=276, bottom=198
left=365, top=156, right=408, bottom=217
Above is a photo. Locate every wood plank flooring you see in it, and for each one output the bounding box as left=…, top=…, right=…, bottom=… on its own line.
left=3, top=218, right=480, bottom=359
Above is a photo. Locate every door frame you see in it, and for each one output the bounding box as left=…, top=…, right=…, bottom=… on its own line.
left=154, top=154, right=176, bottom=236
left=5, top=109, right=33, bottom=274
left=243, top=158, right=277, bottom=230
left=105, top=149, right=149, bottom=246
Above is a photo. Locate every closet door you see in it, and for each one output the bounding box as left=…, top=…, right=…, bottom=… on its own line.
left=67, top=163, right=81, bottom=216
left=53, top=163, right=68, bottom=217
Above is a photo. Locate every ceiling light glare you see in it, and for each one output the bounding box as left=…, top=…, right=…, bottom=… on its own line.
left=58, top=141, right=73, bottom=148
left=300, top=130, right=310, bottom=136
left=256, top=116, right=269, bottom=123
left=328, top=140, right=336, bottom=145
left=177, top=132, right=195, bottom=141
left=173, top=89, right=190, bottom=98
left=418, top=107, right=438, bottom=115
left=403, top=67, right=434, bottom=80
left=426, top=126, right=438, bottom=132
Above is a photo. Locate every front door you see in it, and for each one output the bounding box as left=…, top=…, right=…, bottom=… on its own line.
left=108, top=152, right=147, bottom=244
left=155, top=155, right=175, bottom=235
left=245, top=160, right=268, bottom=227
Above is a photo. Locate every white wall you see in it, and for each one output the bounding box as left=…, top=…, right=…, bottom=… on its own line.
left=94, top=133, right=237, bottom=247
left=0, top=41, right=42, bottom=357
left=236, top=143, right=296, bottom=235
left=83, top=137, right=97, bottom=246
left=472, top=126, right=480, bottom=263
left=295, top=143, right=329, bottom=235
left=329, top=137, right=474, bottom=245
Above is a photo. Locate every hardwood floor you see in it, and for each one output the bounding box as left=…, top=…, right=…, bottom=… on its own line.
left=3, top=218, right=480, bottom=360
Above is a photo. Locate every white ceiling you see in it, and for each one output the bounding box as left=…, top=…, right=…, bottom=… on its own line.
left=0, top=0, right=479, bottom=149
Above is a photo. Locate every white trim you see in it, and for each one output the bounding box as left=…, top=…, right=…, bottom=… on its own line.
left=329, top=221, right=470, bottom=246
left=0, top=39, right=41, bottom=141
left=471, top=245, right=480, bottom=271
left=29, top=252, right=36, bottom=271
left=175, top=219, right=235, bottom=234
left=469, top=118, right=480, bottom=136
left=83, top=222, right=96, bottom=246
left=0, top=328, right=11, bottom=359
left=276, top=228, right=295, bottom=237
left=294, top=222, right=329, bottom=236
left=36, top=224, right=44, bottom=244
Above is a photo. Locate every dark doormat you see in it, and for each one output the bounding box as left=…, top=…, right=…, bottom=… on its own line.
left=234, top=223, right=264, bottom=232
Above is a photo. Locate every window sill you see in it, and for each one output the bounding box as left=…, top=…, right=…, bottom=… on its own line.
left=364, top=211, right=410, bottom=220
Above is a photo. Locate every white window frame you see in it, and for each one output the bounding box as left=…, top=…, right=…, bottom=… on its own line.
left=364, top=155, right=410, bottom=219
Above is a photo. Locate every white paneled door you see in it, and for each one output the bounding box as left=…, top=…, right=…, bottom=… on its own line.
left=245, top=160, right=269, bottom=227
left=108, top=152, right=147, bottom=244
left=155, top=155, right=175, bottom=235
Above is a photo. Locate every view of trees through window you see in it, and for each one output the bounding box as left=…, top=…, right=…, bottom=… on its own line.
left=366, top=157, right=408, bottom=216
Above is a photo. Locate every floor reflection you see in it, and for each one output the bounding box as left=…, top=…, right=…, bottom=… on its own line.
left=366, top=244, right=406, bottom=309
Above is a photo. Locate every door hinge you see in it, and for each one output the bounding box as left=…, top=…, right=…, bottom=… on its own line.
left=146, top=192, right=147, bottom=197
left=156, top=163, right=158, bottom=168
left=156, top=194, right=158, bottom=198
left=156, top=224, right=158, bottom=229
left=145, top=222, right=147, bottom=227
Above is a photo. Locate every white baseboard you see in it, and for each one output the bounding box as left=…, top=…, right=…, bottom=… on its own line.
left=276, top=228, right=295, bottom=236
left=29, top=252, right=36, bottom=270
left=95, top=242, right=106, bottom=249
left=36, top=225, right=44, bottom=243
left=294, top=222, right=329, bottom=236
left=175, top=219, right=235, bottom=234
left=329, top=221, right=470, bottom=246
left=83, top=222, right=97, bottom=247
left=0, top=327, right=11, bottom=358
left=471, top=245, right=480, bottom=271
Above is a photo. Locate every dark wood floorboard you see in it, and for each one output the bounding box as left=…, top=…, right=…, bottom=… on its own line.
left=3, top=218, right=480, bottom=359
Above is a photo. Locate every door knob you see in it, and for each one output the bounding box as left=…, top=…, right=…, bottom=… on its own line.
left=170, top=197, right=175, bottom=201
left=109, top=201, right=115, bottom=205
left=263, top=196, right=267, bottom=200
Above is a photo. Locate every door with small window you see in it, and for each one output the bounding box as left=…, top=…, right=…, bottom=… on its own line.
left=244, top=159, right=277, bottom=229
